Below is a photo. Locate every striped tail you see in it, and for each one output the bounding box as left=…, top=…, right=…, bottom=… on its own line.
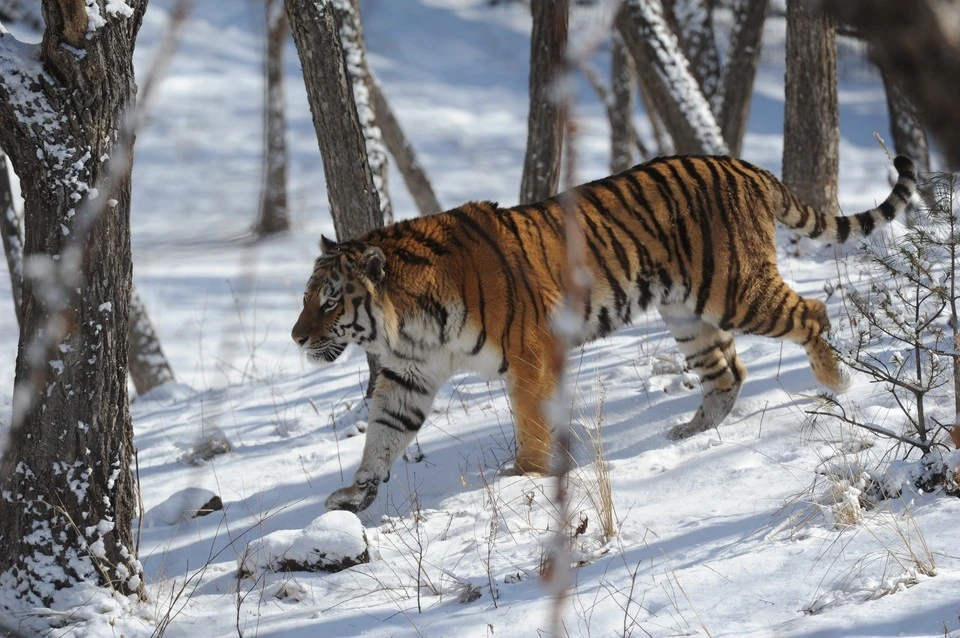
left=777, top=155, right=917, bottom=243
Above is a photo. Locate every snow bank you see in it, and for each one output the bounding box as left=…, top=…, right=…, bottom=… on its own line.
left=239, top=511, right=370, bottom=576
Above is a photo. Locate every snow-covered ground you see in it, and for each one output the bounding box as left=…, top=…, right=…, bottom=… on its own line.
left=1, top=1, right=958, bottom=636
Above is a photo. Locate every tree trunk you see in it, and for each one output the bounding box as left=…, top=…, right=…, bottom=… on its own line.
left=369, top=77, right=442, bottom=216
left=254, top=0, right=290, bottom=236
left=718, top=0, right=767, bottom=157
left=330, top=0, right=392, bottom=225
left=618, top=0, right=728, bottom=155
left=128, top=288, right=175, bottom=394
left=576, top=58, right=647, bottom=171
left=881, top=70, right=930, bottom=173
left=610, top=32, right=639, bottom=172
left=782, top=0, right=839, bottom=215
left=285, top=0, right=384, bottom=395
left=0, top=0, right=146, bottom=602
left=2, top=155, right=174, bottom=395
left=823, top=0, right=960, bottom=169
left=663, top=0, right=721, bottom=109
left=0, top=151, right=23, bottom=328
left=518, top=0, right=569, bottom=205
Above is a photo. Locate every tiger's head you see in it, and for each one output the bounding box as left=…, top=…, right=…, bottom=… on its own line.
left=292, top=235, right=386, bottom=363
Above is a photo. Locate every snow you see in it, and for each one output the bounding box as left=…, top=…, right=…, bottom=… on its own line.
left=238, top=510, right=369, bottom=575
left=0, top=0, right=958, bottom=636
left=140, top=486, right=220, bottom=527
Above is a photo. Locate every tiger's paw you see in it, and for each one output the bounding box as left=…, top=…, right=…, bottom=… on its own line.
left=326, top=477, right=380, bottom=513
left=498, top=464, right=548, bottom=478
left=666, top=416, right=715, bottom=440
left=666, top=423, right=696, bottom=440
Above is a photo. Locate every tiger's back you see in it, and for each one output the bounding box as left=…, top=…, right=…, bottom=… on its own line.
left=294, top=154, right=917, bottom=512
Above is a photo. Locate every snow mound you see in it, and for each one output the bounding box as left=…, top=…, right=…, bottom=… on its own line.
left=140, top=487, right=222, bottom=527
left=239, top=511, right=370, bottom=576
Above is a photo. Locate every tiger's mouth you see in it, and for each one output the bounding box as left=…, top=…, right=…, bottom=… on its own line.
left=305, top=339, right=347, bottom=363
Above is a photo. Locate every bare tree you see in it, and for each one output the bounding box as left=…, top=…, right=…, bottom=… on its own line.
left=609, top=32, right=640, bottom=172
left=617, top=0, right=728, bottom=155
left=0, top=0, right=147, bottom=603
left=2, top=152, right=173, bottom=394
left=329, top=0, right=392, bottom=225
left=127, top=290, right=175, bottom=394
left=617, top=0, right=767, bottom=157
left=370, top=78, right=442, bottom=216
left=254, top=0, right=290, bottom=236
left=576, top=55, right=648, bottom=172
left=663, top=0, right=721, bottom=108
left=881, top=71, right=930, bottom=174
left=285, top=0, right=385, bottom=394
left=782, top=0, right=839, bottom=215
left=824, top=0, right=960, bottom=168
left=519, top=0, right=569, bottom=204
left=718, top=0, right=768, bottom=157
left=0, top=151, right=23, bottom=328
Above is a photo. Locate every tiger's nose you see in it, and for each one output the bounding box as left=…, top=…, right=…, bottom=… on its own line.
left=292, top=328, right=308, bottom=347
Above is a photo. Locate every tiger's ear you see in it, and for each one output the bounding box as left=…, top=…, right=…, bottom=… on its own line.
left=320, top=235, right=338, bottom=255
left=358, top=246, right=386, bottom=285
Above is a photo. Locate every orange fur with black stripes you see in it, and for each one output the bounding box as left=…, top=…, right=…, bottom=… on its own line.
left=293, top=154, right=917, bottom=512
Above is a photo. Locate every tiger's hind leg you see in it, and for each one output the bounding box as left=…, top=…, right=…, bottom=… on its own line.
left=732, top=274, right=849, bottom=392
left=661, top=306, right=747, bottom=440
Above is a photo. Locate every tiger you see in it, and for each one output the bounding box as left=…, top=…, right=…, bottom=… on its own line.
left=292, top=154, right=917, bottom=513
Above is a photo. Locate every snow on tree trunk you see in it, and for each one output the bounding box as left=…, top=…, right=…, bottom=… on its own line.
left=285, top=0, right=384, bottom=395
left=330, top=0, right=392, bottom=224
left=518, top=0, right=569, bottom=205
left=254, top=0, right=290, bottom=236
left=3, top=156, right=174, bottom=395
left=369, top=77, right=442, bottom=216
left=0, top=0, right=146, bottom=602
left=717, top=0, right=767, bottom=157
left=618, top=0, right=727, bottom=156
left=0, top=151, right=23, bottom=328
left=663, top=0, right=721, bottom=111
left=127, top=287, right=175, bottom=395
left=782, top=0, right=839, bottom=215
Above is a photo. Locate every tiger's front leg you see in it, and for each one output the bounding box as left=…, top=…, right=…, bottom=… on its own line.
left=326, top=367, right=440, bottom=512
left=505, top=345, right=559, bottom=475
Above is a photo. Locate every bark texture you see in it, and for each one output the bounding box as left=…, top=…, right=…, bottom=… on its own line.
left=0, top=0, right=146, bottom=601
left=782, top=0, right=839, bottom=215
left=3, top=157, right=173, bottom=395
left=518, top=0, right=569, bottom=205
left=254, top=0, right=290, bottom=236
left=285, top=0, right=384, bottom=394
left=824, top=0, right=960, bottom=169
left=370, top=77, right=442, bottom=216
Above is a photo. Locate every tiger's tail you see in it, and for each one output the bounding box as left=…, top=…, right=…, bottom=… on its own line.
left=777, top=155, right=917, bottom=243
